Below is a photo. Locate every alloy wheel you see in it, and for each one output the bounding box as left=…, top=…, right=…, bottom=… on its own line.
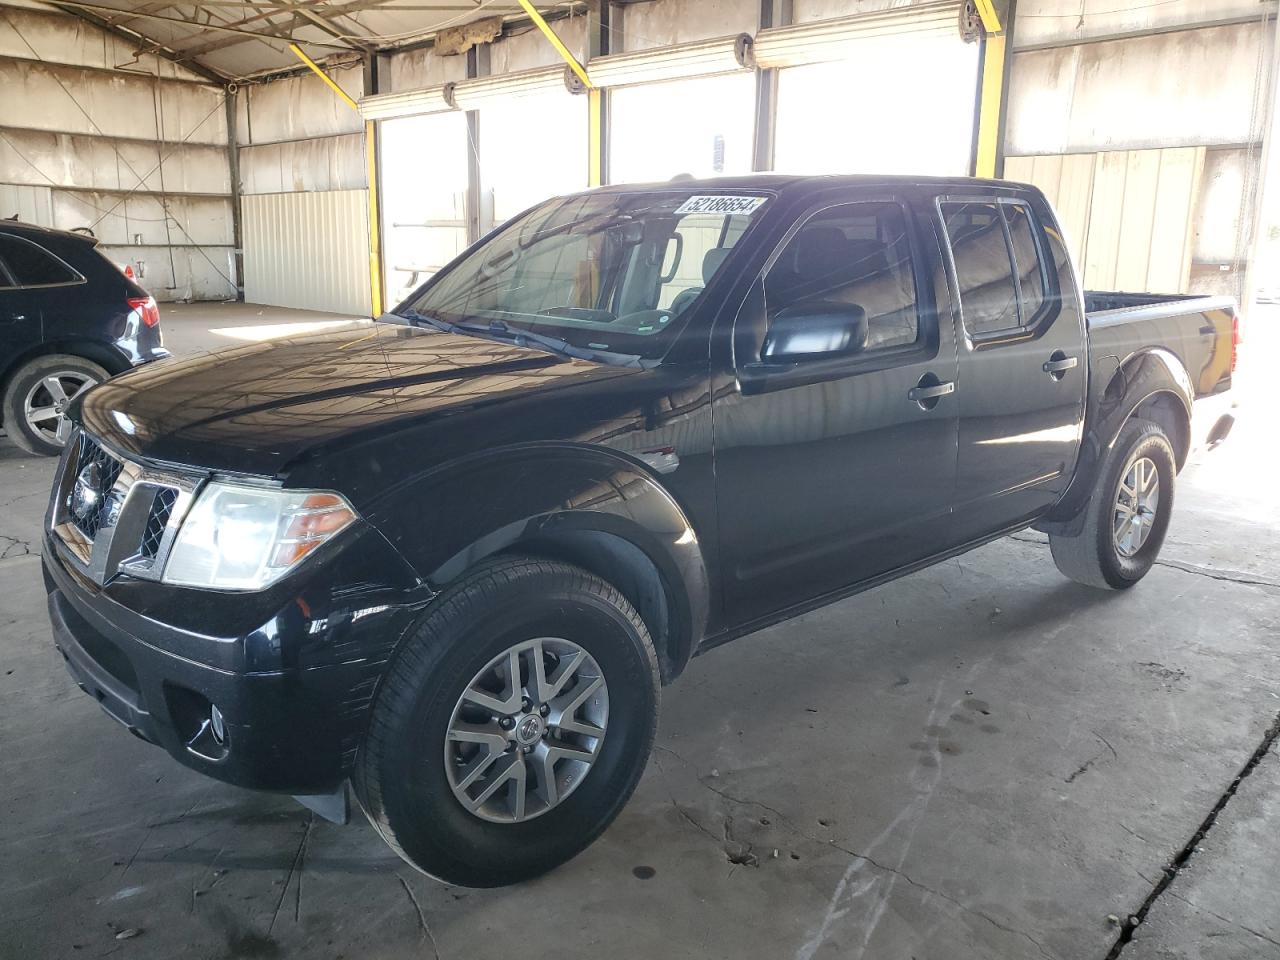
left=1113, top=455, right=1160, bottom=558
left=444, top=637, right=608, bottom=823
left=23, top=372, right=98, bottom=447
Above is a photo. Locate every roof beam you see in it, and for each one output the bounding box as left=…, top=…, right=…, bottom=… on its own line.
left=43, top=0, right=229, bottom=80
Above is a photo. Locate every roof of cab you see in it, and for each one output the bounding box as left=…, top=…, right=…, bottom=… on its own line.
left=585, top=173, right=1022, bottom=197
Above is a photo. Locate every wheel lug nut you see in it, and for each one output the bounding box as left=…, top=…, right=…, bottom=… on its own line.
left=521, top=697, right=532, bottom=710
left=539, top=704, right=549, bottom=716
left=500, top=717, right=515, bottom=730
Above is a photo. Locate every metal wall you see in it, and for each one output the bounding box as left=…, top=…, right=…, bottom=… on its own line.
left=233, top=59, right=372, bottom=314
left=241, top=190, right=371, bottom=315
left=0, top=3, right=236, bottom=301
left=1005, top=2, right=1276, bottom=298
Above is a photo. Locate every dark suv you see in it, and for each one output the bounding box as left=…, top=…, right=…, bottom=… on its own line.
left=0, top=221, right=168, bottom=455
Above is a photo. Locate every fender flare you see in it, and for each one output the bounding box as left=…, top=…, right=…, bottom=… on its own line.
left=365, top=443, right=710, bottom=681
left=1036, top=347, right=1192, bottom=536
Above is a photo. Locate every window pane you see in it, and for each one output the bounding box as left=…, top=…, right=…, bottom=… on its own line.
left=1003, top=203, right=1046, bottom=320
left=941, top=201, right=1019, bottom=336
left=658, top=213, right=750, bottom=311
left=0, top=236, right=78, bottom=286
left=609, top=73, right=756, bottom=183
left=379, top=112, right=470, bottom=306
left=773, top=34, right=979, bottom=177
left=764, top=202, right=919, bottom=351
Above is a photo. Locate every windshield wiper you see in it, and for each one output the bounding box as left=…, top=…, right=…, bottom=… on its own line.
left=456, top=319, right=646, bottom=368
left=381, top=309, right=460, bottom=333
left=384, top=311, right=648, bottom=368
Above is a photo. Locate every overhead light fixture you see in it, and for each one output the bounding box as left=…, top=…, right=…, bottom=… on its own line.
left=754, top=1, right=962, bottom=69
left=586, top=33, right=753, bottom=88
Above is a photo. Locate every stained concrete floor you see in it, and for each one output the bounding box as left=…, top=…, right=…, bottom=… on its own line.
left=1, top=304, right=1277, bottom=960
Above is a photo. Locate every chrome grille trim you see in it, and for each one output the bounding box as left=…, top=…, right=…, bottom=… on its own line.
left=49, top=429, right=202, bottom=586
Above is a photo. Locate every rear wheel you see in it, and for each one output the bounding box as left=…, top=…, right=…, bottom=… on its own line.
left=354, top=555, right=660, bottom=887
left=2, top=355, right=107, bottom=455
left=1049, top=418, right=1176, bottom=589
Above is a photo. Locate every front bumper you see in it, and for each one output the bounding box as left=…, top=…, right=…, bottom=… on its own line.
left=43, top=526, right=423, bottom=794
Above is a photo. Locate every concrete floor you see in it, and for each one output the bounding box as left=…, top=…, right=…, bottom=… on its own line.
left=2, top=303, right=1278, bottom=960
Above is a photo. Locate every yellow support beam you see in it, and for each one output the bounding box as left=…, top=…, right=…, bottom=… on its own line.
left=588, top=88, right=604, bottom=186
left=974, top=32, right=1006, bottom=179
left=364, top=119, right=384, bottom=316
left=973, top=0, right=1002, bottom=33
left=288, top=43, right=382, bottom=315
left=515, top=0, right=594, bottom=90
left=288, top=43, right=360, bottom=111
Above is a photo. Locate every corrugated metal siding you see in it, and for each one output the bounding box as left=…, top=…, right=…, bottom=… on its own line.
left=1006, top=147, right=1204, bottom=294
left=242, top=190, right=371, bottom=316
left=0, top=183, right=53, bottom=224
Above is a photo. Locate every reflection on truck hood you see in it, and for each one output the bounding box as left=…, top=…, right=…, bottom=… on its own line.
left=76, top=322, right=643, bottom=477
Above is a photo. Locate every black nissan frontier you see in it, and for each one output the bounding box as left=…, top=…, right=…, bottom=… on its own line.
left=43, top=175, right=1238, bottom=887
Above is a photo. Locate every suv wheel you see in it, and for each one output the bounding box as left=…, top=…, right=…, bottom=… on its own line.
left=2, top=355, right=107, bottom=456
left=354, top=555, right=660, bottom=887
left=1049, top=418, right=1176, bottom=589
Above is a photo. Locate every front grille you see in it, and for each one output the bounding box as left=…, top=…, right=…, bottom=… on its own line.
left=140, top=488, right=177, bottom=559
left=69, top=435, right=124, bottom=540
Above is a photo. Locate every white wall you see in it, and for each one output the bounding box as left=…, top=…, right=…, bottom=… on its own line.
left=1006, top=2, right=1275, bottom=298
left=0, top=3, right=235, bottom=300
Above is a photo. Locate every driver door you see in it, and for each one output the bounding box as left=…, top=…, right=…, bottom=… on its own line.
left=712, top=193, right=961, bottom=628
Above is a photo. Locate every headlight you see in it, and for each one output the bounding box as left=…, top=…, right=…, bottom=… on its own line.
left=162, top=482, right=357, bottom=590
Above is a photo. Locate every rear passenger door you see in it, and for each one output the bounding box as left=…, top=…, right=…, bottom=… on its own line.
left=937, top=195, right=1087, bottom=546
left=712, top=191, right=960, bottom=628
left=0, top=233, right=50, bottom=362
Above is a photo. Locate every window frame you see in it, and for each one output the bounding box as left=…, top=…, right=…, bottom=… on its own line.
left=743, top=194, right=937, bottom=381
left=934, top=195, right=1055, bottom=346
left=0, top=233, right=86, bottom=290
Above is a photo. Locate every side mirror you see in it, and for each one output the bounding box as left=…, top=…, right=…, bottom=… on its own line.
left=760, top=302, right=868, bottom=361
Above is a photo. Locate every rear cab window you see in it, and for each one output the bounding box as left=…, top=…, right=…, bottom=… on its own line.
left=938, top=198, right=1051, bottom=339
left=0, top=234, right=83, bottom=288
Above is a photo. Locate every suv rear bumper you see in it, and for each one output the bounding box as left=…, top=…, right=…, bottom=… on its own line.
left=42, top=533, right=407, bottom=795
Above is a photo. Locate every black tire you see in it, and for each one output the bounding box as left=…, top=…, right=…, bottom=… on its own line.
left=354, top=555, right=660, bottom=887
left=2, top=354, right=107, bottom=456
left=1049, top=418, right=1176, bottom=589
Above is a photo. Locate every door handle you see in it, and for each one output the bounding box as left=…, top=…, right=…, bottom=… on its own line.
left=911, top=378, right=952, bottom=409
left=1198, top=324, right=1216, bottom=337
left=1042, top=356, right=1078, bottom=373
left=908, top=380, right=955, bottom=403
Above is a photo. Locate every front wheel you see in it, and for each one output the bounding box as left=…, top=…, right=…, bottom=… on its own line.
left=1049, top=418, right=1177, bottom=589
left=2, top=354, right=108, bottom=455
left=354, top=555, right=660, bottom=887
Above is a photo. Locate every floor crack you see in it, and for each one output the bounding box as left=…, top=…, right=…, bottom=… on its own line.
left=397, top=874, right=440, bottom=960
left=1066, top=731, right=1119, bottom=783
left=1104, top=710, right=1280, bottom=958
left=1008, top=533, right=1279, bottom=589
left=267, top=815, right=312, bottom=935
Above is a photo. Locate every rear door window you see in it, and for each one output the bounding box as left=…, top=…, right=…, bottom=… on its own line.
left=939, top=199, right=1049, bottom=337
left=0, top=234, right=81, bottom=287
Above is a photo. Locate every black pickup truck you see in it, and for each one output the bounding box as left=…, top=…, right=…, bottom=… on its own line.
left=42, top=175, right=1237, bottom=887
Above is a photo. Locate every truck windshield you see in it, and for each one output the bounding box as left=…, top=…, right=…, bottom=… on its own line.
left=398, top=190, right=770, bottom=361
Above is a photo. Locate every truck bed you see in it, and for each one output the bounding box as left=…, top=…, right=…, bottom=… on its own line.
left=1085, top=290, right=1236, bottom=400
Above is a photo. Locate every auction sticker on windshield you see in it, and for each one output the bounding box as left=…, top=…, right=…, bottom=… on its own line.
left=674, top=195, right=768, bottom=216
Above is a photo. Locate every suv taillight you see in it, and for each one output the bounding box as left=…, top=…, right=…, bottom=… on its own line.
left=1231, top=313, right=1241, bottom=373
left=128, top=295, right=160, bottom=328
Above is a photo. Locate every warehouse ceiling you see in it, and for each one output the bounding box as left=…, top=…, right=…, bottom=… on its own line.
left=42, top=0, right=575, bottom=81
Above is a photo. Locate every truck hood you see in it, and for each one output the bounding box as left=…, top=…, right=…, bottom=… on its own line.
left=76, top=322, right=643, bottom=478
